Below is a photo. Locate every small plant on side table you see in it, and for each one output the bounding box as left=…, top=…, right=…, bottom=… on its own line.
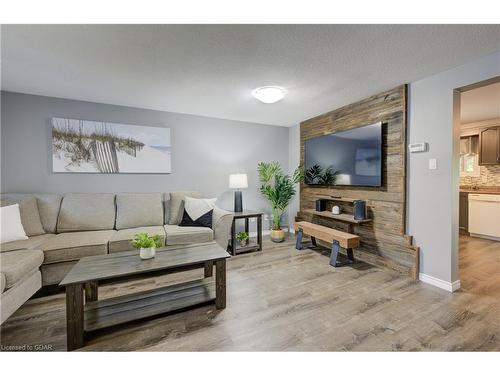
left=131, top=232, right=163, bottom=259
left=236, top=231, right=249, bottom=247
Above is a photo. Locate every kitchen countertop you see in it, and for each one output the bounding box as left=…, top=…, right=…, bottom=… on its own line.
left=460, top=186, right=500, bottom=194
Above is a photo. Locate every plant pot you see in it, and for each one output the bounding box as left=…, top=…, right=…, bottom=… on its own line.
left=239, top=240, right=248, bottom=247
left=140, top=247, right=156, bottom=260
left=270, top=229, right=285, bottom=243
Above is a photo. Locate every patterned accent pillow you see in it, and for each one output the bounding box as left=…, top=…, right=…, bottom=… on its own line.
left=184, top=197, right=217, bottom=221
left=178, top=209, right=213, bottom=228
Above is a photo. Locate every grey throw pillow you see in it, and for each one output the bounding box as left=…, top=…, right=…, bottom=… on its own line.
left=0, top=197, right=45, bottom=237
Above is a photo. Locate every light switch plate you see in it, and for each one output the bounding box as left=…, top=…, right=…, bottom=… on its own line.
left=428, top=158, right=437, bottom=170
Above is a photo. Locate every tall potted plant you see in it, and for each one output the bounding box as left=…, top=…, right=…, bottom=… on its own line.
left=258, top=161, right=304, bottom=243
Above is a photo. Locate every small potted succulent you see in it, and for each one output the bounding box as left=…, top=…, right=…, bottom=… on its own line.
left=236, top=231, right=249, bottom=247
left=131, top=232, right=163, bottom=260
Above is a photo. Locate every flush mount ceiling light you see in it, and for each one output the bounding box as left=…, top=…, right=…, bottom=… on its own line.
left=251, top=86, right=286, bottom=104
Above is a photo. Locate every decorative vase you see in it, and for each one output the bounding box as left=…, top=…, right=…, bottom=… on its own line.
left=140, top=247, right=156, bottom=260
left=270, top=228, right=285, bottom=243
left=239, top=239, right=248, bottom=247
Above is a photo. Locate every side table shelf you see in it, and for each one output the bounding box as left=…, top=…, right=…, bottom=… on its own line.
left=229, top=210, right=263, bottom=255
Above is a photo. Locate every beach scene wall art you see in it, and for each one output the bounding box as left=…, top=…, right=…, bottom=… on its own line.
left=52, top=117, right=171, bottom=173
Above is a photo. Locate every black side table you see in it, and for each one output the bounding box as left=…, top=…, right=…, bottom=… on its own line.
left=229, top=210, right=263, bottom=255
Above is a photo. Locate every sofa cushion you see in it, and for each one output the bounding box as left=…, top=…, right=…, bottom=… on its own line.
left=115, top=193, right=163, bottom=230
left=0, top=249, right=44, bottom=289
left=0, top=234, right=56, bottom=253
left=1, top=197, right=45, bottom=236
left=0, top=194, right=62, bottom=233
left=168, top=191, right=203, bottom=225
left=1, top=273, right=6, bottom=293
left=57, top=193, right=116, bottom=232
left=164, top=225, right=213, bottom=245
left=109, top=226, right=166, bottom=254
left=41, top=230, right=115, bottom=264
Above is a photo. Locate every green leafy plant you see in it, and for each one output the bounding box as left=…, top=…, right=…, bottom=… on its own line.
left=131, top=233, right=162, bottom=249
left=305, top=164, right=339, bottom=185
left=236, top=232, right=249, bottom=241
left=258, top=161, right=304, bottom=230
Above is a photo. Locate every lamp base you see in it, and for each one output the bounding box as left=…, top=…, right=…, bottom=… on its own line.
left=234, top=191, right=243, bottom=212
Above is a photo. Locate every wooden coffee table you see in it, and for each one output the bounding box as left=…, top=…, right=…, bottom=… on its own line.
left=59, top=242, right=230, bottom=351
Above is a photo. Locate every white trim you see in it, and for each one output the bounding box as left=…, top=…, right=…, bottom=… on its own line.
left=470, top=233, right=500, bottom=241
left=419, top=273, right=461, bottom=292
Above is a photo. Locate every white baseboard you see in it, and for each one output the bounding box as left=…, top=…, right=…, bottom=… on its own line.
left=470, top=233, right=500, bottom=242
left=419, top=273, right=461, bottom=292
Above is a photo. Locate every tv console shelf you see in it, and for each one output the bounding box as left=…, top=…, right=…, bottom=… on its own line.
left=303, top=209, right=372, bottom=224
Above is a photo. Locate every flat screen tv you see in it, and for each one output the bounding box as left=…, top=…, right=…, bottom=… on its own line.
left=304, top=122, right=382, bottom=187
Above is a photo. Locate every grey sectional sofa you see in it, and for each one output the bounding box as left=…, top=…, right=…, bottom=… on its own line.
left=0, top=191, right=233, bottom=324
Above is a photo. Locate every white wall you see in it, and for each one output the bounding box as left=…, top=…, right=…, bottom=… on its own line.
left=408, top=51, right=500, bottom=287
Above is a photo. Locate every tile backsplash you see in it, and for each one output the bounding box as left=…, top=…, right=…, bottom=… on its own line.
left=460, top=164, right=500, bottom=187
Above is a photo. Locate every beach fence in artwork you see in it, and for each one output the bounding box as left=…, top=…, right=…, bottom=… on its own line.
left=90, top=140, right=119, bottom=173
left=52, top=117, right=171, bottom=174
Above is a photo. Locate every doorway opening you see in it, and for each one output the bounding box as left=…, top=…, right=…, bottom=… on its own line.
left=455, top=77, right=500, bottom=297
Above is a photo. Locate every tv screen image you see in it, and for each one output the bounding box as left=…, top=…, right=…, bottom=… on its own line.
left=304, top=122, right=382, bottom=187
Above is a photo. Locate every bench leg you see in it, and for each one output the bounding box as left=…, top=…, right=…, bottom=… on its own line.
left=347, top=248, right=355, bottom=263
left=329, top=240, right=340, bottom=267
left=330, top=242, right=355, bottom=267
left=295, top=228, right=303, bottom=250
left=311, top=236, right=317, bottom=247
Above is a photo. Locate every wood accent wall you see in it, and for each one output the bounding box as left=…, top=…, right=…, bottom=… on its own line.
left=297, top=85, right=419, bottom=279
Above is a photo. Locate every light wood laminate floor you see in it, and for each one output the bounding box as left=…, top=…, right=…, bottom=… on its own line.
left=1, top=234, right=499, bottom=351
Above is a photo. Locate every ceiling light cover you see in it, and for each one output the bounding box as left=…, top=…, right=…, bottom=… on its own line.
left=251, top=86, right=286, bottom=104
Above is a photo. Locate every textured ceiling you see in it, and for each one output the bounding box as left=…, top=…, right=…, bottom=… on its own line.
left=2, top=24, right=500, bottom=126
left=461, top=82, right=500, bottom=124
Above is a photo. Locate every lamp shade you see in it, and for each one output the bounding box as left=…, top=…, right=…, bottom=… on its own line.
left=229, top=174, right=248, bottom=189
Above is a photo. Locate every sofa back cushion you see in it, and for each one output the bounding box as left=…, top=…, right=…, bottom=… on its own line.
left=1, top=197, right=45, bottom=236
left=57, top=193, right=116, bottom=232
left=115, top=193, right=163, bottom=230
left=0, top=193, right=62, bottom=233
left=168, top=191, right=203, bottom=225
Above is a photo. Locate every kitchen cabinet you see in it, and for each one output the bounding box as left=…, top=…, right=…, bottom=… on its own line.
left=459, top=192, right=469, bottom=233
left=479, top=126, right=500, bottom=165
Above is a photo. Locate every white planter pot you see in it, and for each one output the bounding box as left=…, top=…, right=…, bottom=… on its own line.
left=139, top=247, right=156, bottom=260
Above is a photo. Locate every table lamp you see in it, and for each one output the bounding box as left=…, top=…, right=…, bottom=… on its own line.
left=229, top=173, right=248, bottom=212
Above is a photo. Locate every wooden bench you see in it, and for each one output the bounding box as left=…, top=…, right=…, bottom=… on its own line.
left=294, top=221, right=360, bottom=267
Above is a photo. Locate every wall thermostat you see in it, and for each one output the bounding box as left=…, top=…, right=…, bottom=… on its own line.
left=408, top=142, right=428, bottom=153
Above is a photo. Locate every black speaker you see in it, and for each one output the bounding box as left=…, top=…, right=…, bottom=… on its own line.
left=353, top=200, right=366, bottom=220
left=315, top=199, right=326, bottom=212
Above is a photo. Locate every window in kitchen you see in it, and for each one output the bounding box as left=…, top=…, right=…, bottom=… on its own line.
left=460, top=135, right=480, bottom=177
left=460, top=153, right=480, bottom=177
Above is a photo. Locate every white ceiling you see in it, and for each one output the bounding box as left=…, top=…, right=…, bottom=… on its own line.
left=2, top=25, right=500, bottom=127
left=461, top=81, right=500, bottom=124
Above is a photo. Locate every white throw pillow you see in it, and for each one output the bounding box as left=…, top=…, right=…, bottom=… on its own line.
left=184, top=197, right=217, bottom=221
left=0, top=204, right=29, bottom=243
